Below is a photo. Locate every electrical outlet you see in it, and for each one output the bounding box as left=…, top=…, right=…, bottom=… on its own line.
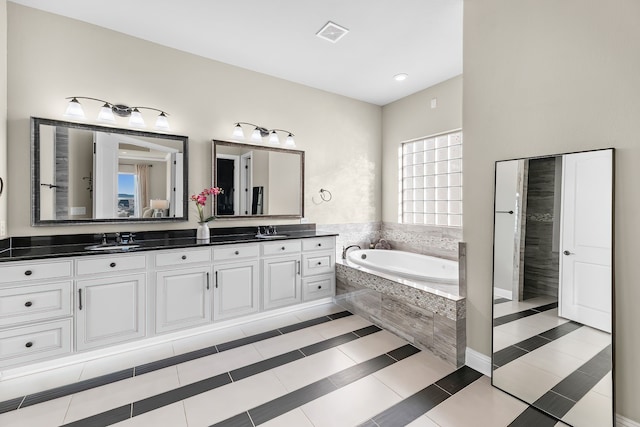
left=431, top=98, right=438, bottom=109
left=300, top=217, right=309, bottom=224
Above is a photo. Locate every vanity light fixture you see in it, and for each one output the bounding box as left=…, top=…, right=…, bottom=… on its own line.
left=64, top=97, right=171, bottom=131
left=232, top=122, right=296, bottom=147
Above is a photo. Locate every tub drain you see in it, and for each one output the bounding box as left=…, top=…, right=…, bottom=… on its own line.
left=361, top=254, right=367, bottom=259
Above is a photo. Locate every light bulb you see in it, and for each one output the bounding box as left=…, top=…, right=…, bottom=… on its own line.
left=285, top=133, right=296, bottom=148
left=64, top=98, right=86, bottom=119
left=128, top=108, right=145, bottom=128
left=97, top=103, right=116, bottom=124
left=268, top=131, right=280, bottom=145
left=232, top=123, right=245, bottom=140
left=251, top=128, right=262, bottom=142
left=155, top=112, right=170, bottom=131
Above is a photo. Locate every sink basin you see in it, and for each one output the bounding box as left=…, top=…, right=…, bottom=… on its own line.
left=85, top=244, right=141, bottom=251
left=255, top=234, right=289, bottom=239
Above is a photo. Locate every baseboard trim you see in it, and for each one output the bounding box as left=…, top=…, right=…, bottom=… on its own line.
left=617, top=414, right=640, bottom=427
left=465, top=347, right=491, bottom=377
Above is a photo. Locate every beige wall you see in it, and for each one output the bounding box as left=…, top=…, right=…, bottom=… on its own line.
left=0, top=0, right=7, bottom=237
left=7, top=4, right=381, bottom=236
left=464, top=0, right=640, bottom=421
left=381, top=75, right=463, bottom=222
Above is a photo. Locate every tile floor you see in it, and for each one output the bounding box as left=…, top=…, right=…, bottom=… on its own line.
left=492, top=297, right=613, bottom=427
left=0, top=302, right=580, bottom=426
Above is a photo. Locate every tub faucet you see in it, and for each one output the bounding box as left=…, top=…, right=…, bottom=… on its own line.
left=341, top=245, right=361, bottom=259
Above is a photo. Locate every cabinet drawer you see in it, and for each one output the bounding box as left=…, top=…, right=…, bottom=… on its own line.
left=0, top=319, right=72, bottom=368
left=0, top=282, right=72, bottom=327
left=0, top=261, right=72, bottom=284
left=155, top=248, right=211, bottom=267
left=302, top=237, right=335, bottom=252
left=302, top=275, right=335, bottom=301
left=214, top=244, right=259, bottom=262
left=302, top=252, right=335, bottom=276
left=76, top=255, right=146, bottom=276
left=261, top=240, right=301, bottom=257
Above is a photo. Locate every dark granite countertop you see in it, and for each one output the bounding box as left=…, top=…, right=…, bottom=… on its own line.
left=0, top=225, right=337, bottom=262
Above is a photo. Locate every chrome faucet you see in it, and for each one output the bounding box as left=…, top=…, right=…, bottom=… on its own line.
left=341, top=244, right=361, bottom=259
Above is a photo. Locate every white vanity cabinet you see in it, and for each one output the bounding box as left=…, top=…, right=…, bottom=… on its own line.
left=0, top=259, right=74, bottom=368
left=212, top=244, right=260, bottom=321
left=75, top=255, right=146, bottom=351
left=153, top=248, right=212, bottom=334
left=301, top=237, right=336, bottom=301
left=262, top=240, right=302, bottom=310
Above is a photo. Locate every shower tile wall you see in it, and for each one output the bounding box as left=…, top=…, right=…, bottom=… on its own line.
left=381, top=222, right=461, bottom=260
left=523, top=157, right=559, bottom=299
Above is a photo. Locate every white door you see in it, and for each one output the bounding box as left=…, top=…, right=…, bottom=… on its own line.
left=559, top=149, right=612, bottom=332
left=492, top=160, right=524, bottom=301
left=155, top=267, right=211, bottom=333
left=240, top=152, right=253, bottom=215
left=263, top=256, right=301, bottom=310
left=169, top=152, right=184, bottom=217
left=93, top=132, right=119, bottom=218
left=213, top=261, right=259, bottom=321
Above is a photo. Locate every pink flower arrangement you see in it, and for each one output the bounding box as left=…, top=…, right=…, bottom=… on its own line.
left=191, top=187, right=223, bottom=223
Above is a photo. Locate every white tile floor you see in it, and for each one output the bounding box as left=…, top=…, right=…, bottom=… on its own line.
left=0, top=302, right=600, bottom=426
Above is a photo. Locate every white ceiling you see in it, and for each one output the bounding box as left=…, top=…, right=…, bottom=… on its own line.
left=9, top=0, right=463, bottom=106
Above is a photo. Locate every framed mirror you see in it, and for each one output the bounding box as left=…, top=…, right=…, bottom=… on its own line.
left=491, top=149, right=614, bottom=426
left=212, top=140, right=304, bottom=219
left=31, top=117, right=189, bottom=225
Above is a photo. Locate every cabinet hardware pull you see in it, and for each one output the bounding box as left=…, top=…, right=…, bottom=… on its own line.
left=235, top=251, right=239, bottom=255
left=24, top=270, right=33, bottom=276
left=317, top=285, right=322, bottom=290
left=281, top=246, right=286, bottom=251
left=182, top=255, right=187, bottom=260
left=109, top=262, right=116, bottom=268
left=25, top=342, right=33, bottom=348
left=215, top=271, right=218, bottom=288
left=317, top=243, right=322, bottom=247
left=297, top=260, right=301, bottom=275
left=317, top=261, right=322, bottom=265
left=24, top=301, right=33, bottom=307
left=206, top=272, right=210, bottom=290
left=78, top=289, right=83, bottom=310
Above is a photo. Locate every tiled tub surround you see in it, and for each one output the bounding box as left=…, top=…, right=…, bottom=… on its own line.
left=335, top=262, right=466, bottom=367
left=380, top=222, right=462, bottom=261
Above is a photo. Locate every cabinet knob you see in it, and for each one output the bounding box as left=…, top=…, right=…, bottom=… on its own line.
left=24, top=270, right=33, bottom=276
left=109, top=262, right=116, bottom=268
left=25, top=342, right=33, bottom=348
left=181, top=255, right=187, bottom=260
left=317, top=285, right=322, bottom=290
left=24, top=301, right=33, bottom=307
left=317, top=243, right=322, bottom=247
left=234, top=251, right=239, bottom=255
left=317, top=261, right=322, bottom=265
left=281, top=246, right=286, bottom=251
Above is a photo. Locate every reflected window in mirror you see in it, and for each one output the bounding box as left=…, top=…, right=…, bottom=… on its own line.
left=399, top=129, right=462, bottom=226
left=212, top=140, right=304, bottom=219
left=491, top=149, right=614, bottom=427
left=31, top=117, right=189, bottom=225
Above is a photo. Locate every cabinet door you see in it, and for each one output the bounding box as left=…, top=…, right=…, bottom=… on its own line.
left=155, top=267, right=212, bottom=333
left=76, top=273, right=146, bottom=351
left=263, top=255, right=301, bottom=310
left=213, top=261, right=259, bottom=321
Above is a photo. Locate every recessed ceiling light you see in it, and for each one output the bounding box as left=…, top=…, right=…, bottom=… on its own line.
left=316, top=21, right=349, bottom=44
left=394, top=73, right=409, bottom=81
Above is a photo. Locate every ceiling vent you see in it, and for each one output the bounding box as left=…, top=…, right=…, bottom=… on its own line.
left=316, top=21, right=349, bottom=43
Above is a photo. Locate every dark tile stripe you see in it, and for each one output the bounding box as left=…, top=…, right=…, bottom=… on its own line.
left=361, top=365, right=483, bottom=427
left=210, top=411, right=254, bottom=427
left=493, top=298, right=511, bottom=304
left=135, top=345, right=219, bottom=375
left=327, top=310, right=352, bottom=320
left=132, top=373, right=232, bottom=417
left=0, top=397, right=23, bottom=415
left=493, top=301, right=558, bottom=327
left=370, top=384, right=450, bottom=426
left=493, top=321, right=584, bottom=368
left=61, top=404, right=131, bottom=427
left=248, top=378, right=337, bottom=425
left=229, top=350, right=305, bottom=381
left=531, top=344, right=613, bottom=421
left=299, top=331, right=360, bottom=356
left=68, top=321, right=382, bottom=424
left=1, top=310, right=353, bottom=412
left=352, top=324, right=382, bottom=337
left=215, top=345, right=417, bottom=426
left=21, top=368, right=134, bottom=409
left=508, top=406, right=560, bottom=427
left=388, top=344, right=421, bottom=361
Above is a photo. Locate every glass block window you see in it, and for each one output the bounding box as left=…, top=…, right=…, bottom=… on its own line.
left=400, top=130, right=462, bottom=227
